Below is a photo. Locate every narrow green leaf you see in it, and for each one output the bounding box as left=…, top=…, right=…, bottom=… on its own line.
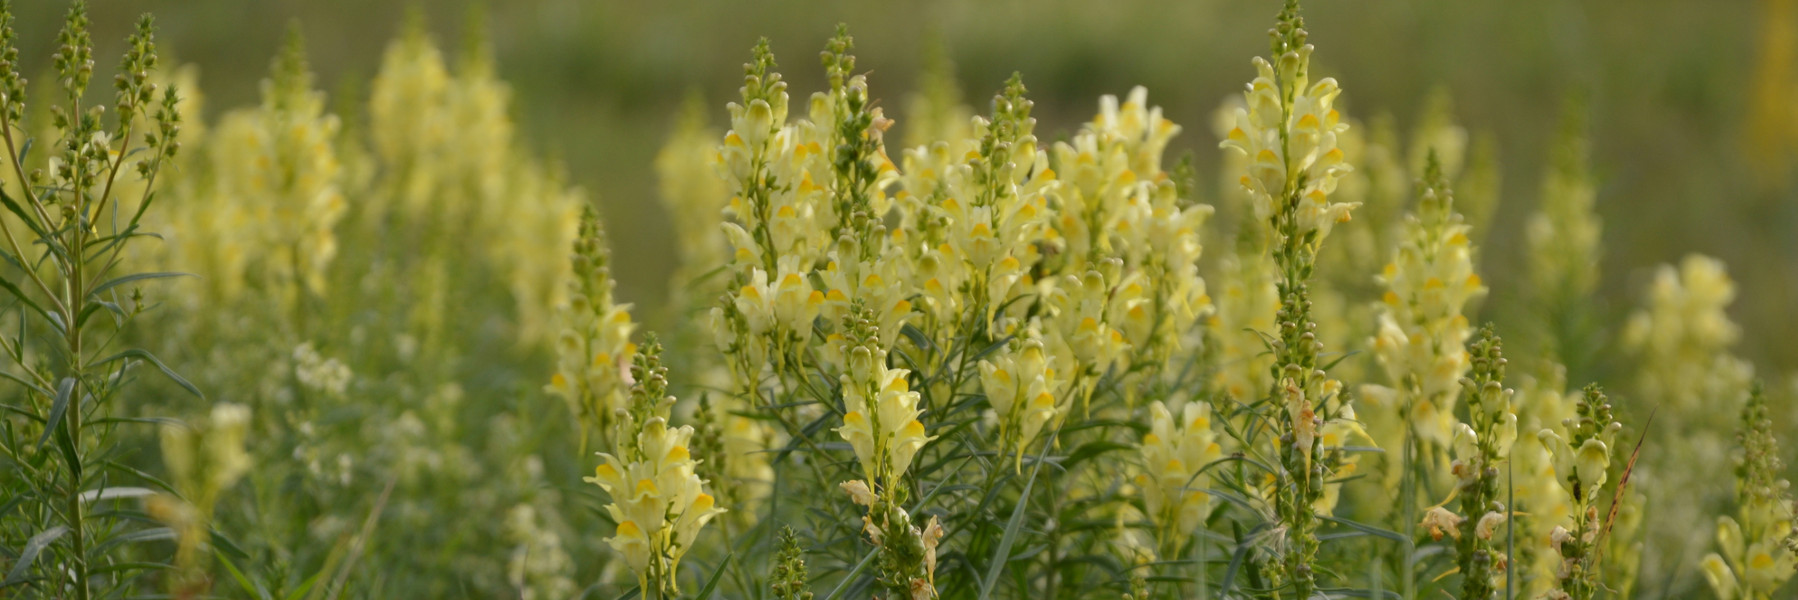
left=79, top=486, right=156, bottom=504
left=92, top=527, right=175, bottom=554
left=0, top=370, right=50, bottom=397
left=88, top=271, right=191, bottom=298
left=1321, top=515, right=1407, bottom=544
left=0, top=187, right=47, bottom=240
left=35, top=377, right=73, bottom=452
left=978, top=427, right=1058, bottom=599
left=693, top=553, right=732, bottom=599
left=2, top=525, right=69, bottom=588
left=87, top=348, right=202, bottom=398
left=216, top=551, right=273, bottom=600
left=0, top=275, right=46, bottom=320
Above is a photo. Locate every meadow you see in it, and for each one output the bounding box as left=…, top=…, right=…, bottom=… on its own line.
left=2, top=1, right=1798, bottom=599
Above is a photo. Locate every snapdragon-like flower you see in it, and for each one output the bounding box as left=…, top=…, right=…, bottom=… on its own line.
left=836, top=314, right=934, bottom=482
left=933, top=75, right=1056, bottom=333
left=150, top=404, right=252, bottom=589
left=1207, top=253, right=1279, bottom=403
left=734, top=256, right=824, bottom=345
left=657, top=96, right=732, bottom=298
left=1136, top=401, right=1223, bottom=555
left=834, top=304, right=939, bottom=599
left=1446, top=327, right=1517, bottom=600
left=1510, top=367, right=1580, bottom=597
left=364, top=21, right=584, bottom=343
left=1214, top=5, right=1363, bottom=595
left=206, top=29, right=345, bottom=303
left=979, top=337, right=1065, bottom=468
left=1049, top=87, right=1213, bottom=370
left=1623, top=254, right=1754, bottom=581
left=1622, top=254, right=1753, bottom=414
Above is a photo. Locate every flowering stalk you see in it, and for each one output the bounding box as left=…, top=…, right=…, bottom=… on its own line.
left=1535, top=385, right=1623, bottom=600
left=585, top=336, right=725, bottom=598
left=149, top=404, right=252, bottom=598
left=1136, top=400, right=1223, bottom=558
left=548, top=206, right=637, bottom=451
left=835, top=305, right=941, bottom=598
left=1218, top=1, right=1358, bottom=595
left=0, top=5, right=192, bottom=597
left=1449, top=327, right=1516, bottom=600
left=1701, top=383, right=1798, bottom=600
left=771, top=526, right=815, bottom=600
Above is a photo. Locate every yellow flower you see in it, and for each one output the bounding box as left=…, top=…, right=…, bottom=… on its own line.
left=1136, top=401, right=1223, bottom=549
left=1218, top=54, right=1356, bottom=242
left=586, top=418, right=724, bottom=588
left=837, top=359, right=934, bottom=480
left=979, top=339, right=1065, bottom=464
left=1420, top=506, right=1464, bottom=541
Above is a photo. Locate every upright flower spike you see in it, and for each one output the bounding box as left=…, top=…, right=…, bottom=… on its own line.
left=1535, top=384, right=1625, bottom=600
left=937, top=74, right=1055, bottom=335
left=1702, top=384, right=1798, bottom=600
left=585, top=336, right=724, bottom=597
left=1509, top=367, right=1580, bottom=597
left=834, top=305, right=938, bottom=599
left=1045, top=87, right=1213, bottom=390
left=1362, top=153, right=1487, bottom=501
left=548, top=207, right=637, bottom=450
left=1520, top=106, right=1601, bottom=377
left=814, top=26, right=912, bottom=353
left=206, top=25, right=346, bottom=307
left=1448, top=326, right=1517, bottom=600
left=149, top=404, right=252, bottom=595
left=836, top=304, right=934, bottom=484
left=657, top=94, right=731, bottom=301
left=1215, top=2, right=1362, bottom=595
left=771, top=526, right=815, bottom=600
left=1622, top=254, right=1753, bottom=580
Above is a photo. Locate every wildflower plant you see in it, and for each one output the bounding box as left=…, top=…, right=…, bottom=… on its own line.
left=0, top=3, right=201, bottom=597
left=1216, top=1, right=1362, bottom=595
left=1447, top=327, right=1516, bottom=600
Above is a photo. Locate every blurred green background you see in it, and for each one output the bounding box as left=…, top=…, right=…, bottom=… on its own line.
left=13, top=0, right=1796, bottom=374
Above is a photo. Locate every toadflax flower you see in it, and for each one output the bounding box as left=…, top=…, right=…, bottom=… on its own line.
left=980, top=337, right=1065, bottom=469
left=837, top=335, right=934, bottom=481
left=586, top=337, right=724, bottom=596
left=1217, top=40, right=1356, bottom=244
left=1136, top=400, right=1224, bottom=555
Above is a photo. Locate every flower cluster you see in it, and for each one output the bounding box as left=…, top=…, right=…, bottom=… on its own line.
left=1446, top=328, right=1516, bottom=599
left=1363, top=155, right=1488, bottom=486
left=1136, top=400, right=1223, bottom=556
left=150, top=404, right=252, bottom=594
left=1536, top=385, right=1625, bottom=600
left=1702, top=385, right=1798, bottom=600
left=585, top=338, right=724, bottom=596
left=548, top=207, right=638, bottom=447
